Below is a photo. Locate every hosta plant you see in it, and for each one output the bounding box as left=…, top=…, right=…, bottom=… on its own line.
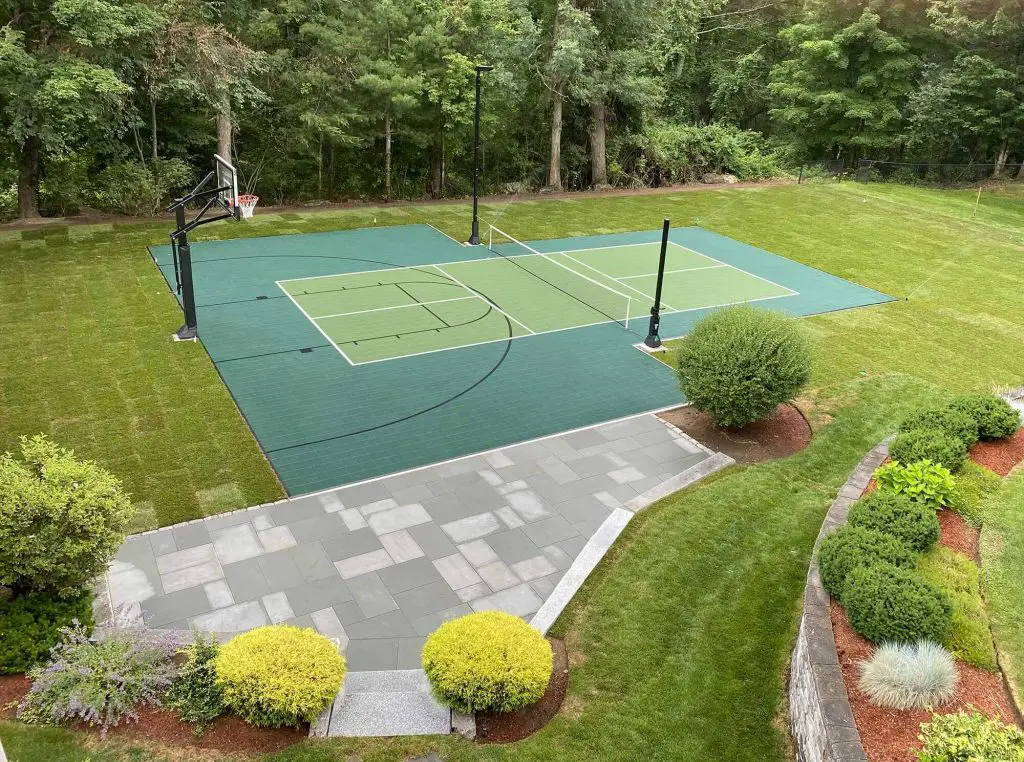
left=874, top=460, right=955, bottom=510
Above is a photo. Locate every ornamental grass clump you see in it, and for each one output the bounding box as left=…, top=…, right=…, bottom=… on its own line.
left=675, top=305, right=811, bottom=428
left=422, top=611, right=553, bottom=714
left=214, top=625, right=345, bottom=728
left=847, top=491, right=940, bottom=553
left=859, top=640, right=957, bottom=710
left=17, top=623, right=177, bottom=737
left=816, top=525, right=916, bottom=603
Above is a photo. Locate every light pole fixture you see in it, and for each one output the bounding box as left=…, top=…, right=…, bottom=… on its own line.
left=468, top=64, right=494, bottom=246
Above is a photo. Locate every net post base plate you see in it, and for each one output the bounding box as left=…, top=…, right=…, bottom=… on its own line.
left=174, top=324, right=198, bottom=342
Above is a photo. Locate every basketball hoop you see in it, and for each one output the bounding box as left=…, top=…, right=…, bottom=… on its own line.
left=236, top=194, right=259, bottom=219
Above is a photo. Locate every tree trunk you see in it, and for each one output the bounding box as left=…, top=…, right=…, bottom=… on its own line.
left=431, top=133, right=444, bottom=199
left=384, top=113, right=392, bottom=202
left=590, top=99, right=608, bottom=187
left=1017, top=157, right=1024, bottom=181
left=547, top=86, right=563, bottom=190
left=18, top=136, right=40, bottom=218
left=216, top=94, right=232, bottom=160
left=150, top=97, right=159, bottom=159
left=994, top=141, right=1008, bottom=177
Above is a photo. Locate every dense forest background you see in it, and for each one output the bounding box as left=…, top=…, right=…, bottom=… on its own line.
left=1, top=0, right=1021, bottom=220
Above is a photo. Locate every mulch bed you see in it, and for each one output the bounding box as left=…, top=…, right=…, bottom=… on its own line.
left=475, top=638, right=569, bottom=743
left=832, top=600, right=1018, bottom=762
left=937, top=509, right=979, bottom=563
left=657, top=402, right=812, bottom=464
left=969, top=428, right=1024, bottom=477
left=0, top=674, right=30, bottom=719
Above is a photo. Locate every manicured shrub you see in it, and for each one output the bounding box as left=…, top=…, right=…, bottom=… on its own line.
left=948, top=461, right=1002, bottom=527
left=948, top=393, right=1021, bottom=440
left=847, top=491, right=940, bottom=553
left=0, top=593, right=94, bottom=674
left=165, top=632, right=225, bottom=735
left=0, top=435, right=135, bottom=597
left=675, top=305, right=811, bottom=428
left=918, top=710, right=1024, bottom=762
left=900, top=406, right=979, bottom=448
left=215, top=625, right=345, bottom=728
left=18, top=624, right=177, bottom=737
left=859, top=640, right=957, bottom=710
left=918, top=547, right=997, bottom=670
left=874, top=460, right=955, bottom=511
left=890, top=428, right=968, bottom=473
left=816, top=526, right=916, bottom=602
left=843, top=563, right=952, bottom=645
left=422, top=611, right=553, bottom=714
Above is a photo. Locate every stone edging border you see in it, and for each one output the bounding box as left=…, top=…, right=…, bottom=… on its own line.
left=789, top=437, right=891, bottom=762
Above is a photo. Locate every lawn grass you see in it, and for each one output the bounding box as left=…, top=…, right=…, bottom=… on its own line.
left=1, top=181, right=1024, bottom=760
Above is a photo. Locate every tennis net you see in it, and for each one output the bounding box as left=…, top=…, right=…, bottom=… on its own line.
left=485, top=224, right=635, bottom=329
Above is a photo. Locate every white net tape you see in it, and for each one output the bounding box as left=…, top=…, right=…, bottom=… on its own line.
left=237, top=194, right=259, bottom=219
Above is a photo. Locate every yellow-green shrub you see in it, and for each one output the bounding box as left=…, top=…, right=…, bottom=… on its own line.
left=214, top=625, right=345, bottom=727
left=421, top=611, right=552, bottom=714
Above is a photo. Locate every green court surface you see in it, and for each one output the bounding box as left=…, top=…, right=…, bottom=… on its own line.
left=150, top=224, right=892, bottom=495
left=278, top=240, right=795, bottom=364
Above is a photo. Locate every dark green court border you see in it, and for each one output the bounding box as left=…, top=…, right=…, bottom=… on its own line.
left=149, top=224, right=894, bottom=495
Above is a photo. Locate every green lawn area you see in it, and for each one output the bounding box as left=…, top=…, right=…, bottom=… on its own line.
left=1, top=182, right=1023, bottom=760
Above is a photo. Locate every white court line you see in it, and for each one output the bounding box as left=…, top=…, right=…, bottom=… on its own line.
left=426, top=223, right=469, bottom=247
left=618, top=264, right=727, bottom=279
left=665, top=241, right=799, bottom=297
left=431, top=264, right=537, bottom=336
left=311, top=296, right=477, bottom=321
left=345, top=290, right=797, bottom=366
left=556, top=251, right=678, bottom=311
left=274, top=280, right=357, bottom=366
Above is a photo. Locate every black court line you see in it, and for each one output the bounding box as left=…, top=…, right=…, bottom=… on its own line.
left=393, top=282, right=450, bottom=329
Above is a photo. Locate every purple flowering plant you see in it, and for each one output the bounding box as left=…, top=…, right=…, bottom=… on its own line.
left=17, top=622, right=178, bottom=737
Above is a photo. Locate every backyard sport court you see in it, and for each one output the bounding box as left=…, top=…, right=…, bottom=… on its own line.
left=150, top=223, right=893, bottom=496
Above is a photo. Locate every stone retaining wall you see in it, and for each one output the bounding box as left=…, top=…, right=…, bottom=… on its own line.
left=789, top=439, right=890, bottom=762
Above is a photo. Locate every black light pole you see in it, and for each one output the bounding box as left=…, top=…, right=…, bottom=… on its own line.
left=644, top=219, right=671, bottom=348
left=468, top=64, right=493, bottom=245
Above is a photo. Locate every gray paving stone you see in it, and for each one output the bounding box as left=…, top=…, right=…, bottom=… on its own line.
left=211, top=524, right=264, bottom=565
left=149, top=530, right=177, bottom=556
left=334, top=481, right=391, bottom=508
left=289, top=542, right=338, bottom=582
left=433, top=554, right=482, bottom=589
left=477, top=561, right=520, bottom=592
left=487, top=530, right=544, bottom=566
left=348, top=573, right=399, bottom=619
left=562, top=428, right=606, bottom=450
left=285, top=575, right=354, bottom=616
left=156, top=544, right=216, bottom=574
left=192, top=601, right=268, bottom=632
left=506, top=490, right=552, bottom=522
left=556, top=535, right=588, bottom=559
left=162, top=560, right=224, bottom=594
left=568, top=453, right=617, bottom=478
left=107, top=558, right=161, bottom=605
left=289, top=513, right=349, bottom=544
left=339, top=508, right=367, bottom=531
left=116, top=535, right=156, bottom=566
left=336, top=549, right=393, bottom=579
left=457, top=539, right=498, bottom=567
left=421, top=492, right=468, bottom=523
left=451, top=482, right=508, bottom=511
left=317, top=491, right=344, bottom=513
left=389, top=484, right=433, bottom=504
left=441, top=512, right=500, bottom=542
left=379, top=530, right=424, bottom=563
left=346, top=610, right=417, bottom=640
left=310, top=607, right=348, bottom=647
left=322, top=528, right=383, bottom=562
left=258, top=549, right=305, bottom=589
left=257, top=526, right=297, bottom=553
left=543, top=437, right=582, bottom=461
left=542, top=544, right=573, bottom=570
left=141, top=586, right=211, bottom=627
left=634, top=426, right=676, bottom=447
left=222, top=557, right=272, bottom=603
left=172, top=522, right=211, bottom=551
left=332, top=600, right=366, bottom=625
left=393, top=581, right=460, bottom=620
left=263, top=592, right=295, bottom=623
left=382, top=466, right=439, bottom=491
left=511, top=555, right=558, bottom=581
left=285, top=614, right=316, bottom=630
left=205, top=509, right=261, bottom=531
left=454, top=581, right=490, bottom=603
left=251, top=514, right=274, bottom=530
left=204, top=580, right=234, bottom=608
left=368, top=503, right=431, bottom=535
left=358, top=498, right=399, bottom=516
left=471, top=583, right=543, bottom=617
left=529, top=577, right=556, bottom=598
left=572, top=514, right=608, bottom=537
left=410, top=604, right=472, bottom=637
left=555, top=496, right=611, bottom=525
left=493, top=461, right=543, bottom=481
left=406, top=522, right=457, bottom=559
left=495, top=505, right=525, bottom=528
left=484, top=450, right=515, bottom=469
left=268, top=495, right=327, bottom=524
left=378, top=557, right=444, bottom=595
left=523, top=516, right=579, bottom=547
left=397, top=638, right=427, bottom=669
left=344, top=638, right=399, bottom=671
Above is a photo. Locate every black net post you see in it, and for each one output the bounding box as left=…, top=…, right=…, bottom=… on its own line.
left=173, top=205, right=198, bottom=340
left=644, top=219, right=670, bottom=348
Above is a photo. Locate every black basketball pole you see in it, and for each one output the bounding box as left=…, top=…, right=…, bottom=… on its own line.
left=468, top=64, right=493, bottom=246
left=644, top=219, right=671, bottom=348
left=174, top=200, right=198, bottom=340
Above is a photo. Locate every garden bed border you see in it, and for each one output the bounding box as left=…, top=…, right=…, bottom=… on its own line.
left=789, top=438, right=891, bottom=762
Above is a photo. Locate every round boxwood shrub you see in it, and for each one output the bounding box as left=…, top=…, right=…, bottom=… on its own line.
left=0, top=434, right=135, bottom=597
left=816, top=526, right=916, bottom=603
left=889, top=427, right=967, bottom=473
left=847, top=491, right=940, bottom=553
left=948, top=393, right=1021, bottom=440
left=0, top=592, right=94, bottom=674
left=214, top=625, right=345, bottom=728
left=421, top=611, right=552, bottom=714
left=675, top=305, right=811, bottom=428
left=899, top=406, right=979, bottom=448
left=843, top=563, right=952, bottom=644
